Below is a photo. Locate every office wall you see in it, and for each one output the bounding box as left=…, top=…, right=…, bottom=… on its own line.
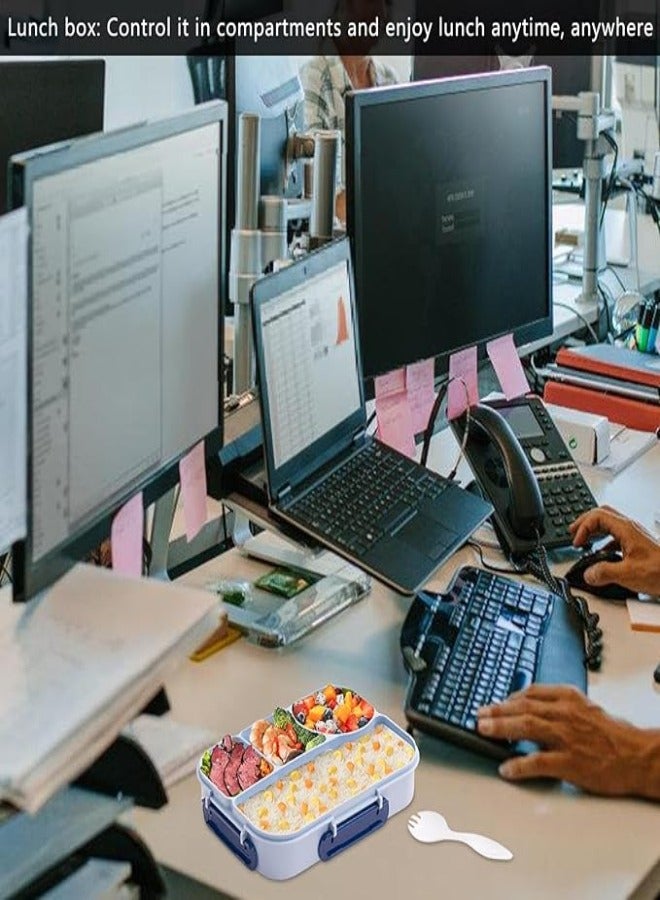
left=103, top=56, right=195, bottom=129
left=102, top=55, right=410, bottom=130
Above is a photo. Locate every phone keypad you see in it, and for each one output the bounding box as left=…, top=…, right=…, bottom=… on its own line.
left=537, top=469, right=596, bottom=544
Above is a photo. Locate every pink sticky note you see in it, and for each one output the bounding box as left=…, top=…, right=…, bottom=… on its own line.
left=179, top=441, right=208, bottom=542
left=487, top=333, right=529, bottom=400
left=447, top=346, right=479, bottom=420
left=406, top=358, right=437, bottom=433
left=374, top=367, right=406, bottom=400
left=111, top=492, right=144, bottom=577
left=375, top=393, right=415, bottom=458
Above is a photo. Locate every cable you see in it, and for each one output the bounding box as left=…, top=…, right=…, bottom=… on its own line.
left=420, top=382, right=448, bottom=468
left=522, top=533, right=603, bottom=671
left=553, top=301, right=600, bottom=343
left=597, top=284, right=614, bottom=342
left=467, top=540, right=524, bottom=576
left=420, top=376, right=471, bottom=477
left=630, top=183, right=660, bottom=239
left=603, top=264, right=626, bottom=291
left=600, top=131, right=618, bottom=228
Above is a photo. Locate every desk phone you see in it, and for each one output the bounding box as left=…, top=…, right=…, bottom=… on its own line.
left=452, top=396, right=597, bottom=558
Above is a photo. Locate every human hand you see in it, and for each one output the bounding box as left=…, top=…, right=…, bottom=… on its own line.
left=477, top=685, right=658, bottom=798
left=569, top=506, right=660, bottom=597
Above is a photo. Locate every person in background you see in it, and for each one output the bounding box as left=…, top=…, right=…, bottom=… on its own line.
left=477, top=507, right=660, bottom=801
left=300, top=0, right=399, bottom=221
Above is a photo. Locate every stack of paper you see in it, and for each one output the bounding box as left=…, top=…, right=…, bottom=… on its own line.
left=122, top=715, right=215, bottom=789
left=0, top=564, right=216, bottom=813
left=42, top=859, right=136, bottom=900
left=594, top=424, right=658, bottom=476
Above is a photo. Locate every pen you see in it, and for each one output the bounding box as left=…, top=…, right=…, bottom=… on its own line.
left=646, top=304, right=660, bottom=355
left=635, top=302, right=646, bottom=350
left=636, top=301, right=654, bottom=353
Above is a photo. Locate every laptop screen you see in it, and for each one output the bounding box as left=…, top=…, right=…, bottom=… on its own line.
left=259, top=257, right=362, bottom=471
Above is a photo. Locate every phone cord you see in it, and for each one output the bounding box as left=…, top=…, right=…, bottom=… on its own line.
left=524, top=534, right=603, bottom=671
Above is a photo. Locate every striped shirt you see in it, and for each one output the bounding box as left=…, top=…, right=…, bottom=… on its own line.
left=300, top=54, right=398, bottom=188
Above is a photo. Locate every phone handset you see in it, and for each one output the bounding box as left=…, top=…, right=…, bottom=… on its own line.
left=467, top=404, right=544, bottom=541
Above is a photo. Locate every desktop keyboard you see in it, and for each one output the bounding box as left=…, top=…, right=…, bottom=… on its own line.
left=287, top=442, right=449, bottom=557
left=401, top=566, right=587, bottom=759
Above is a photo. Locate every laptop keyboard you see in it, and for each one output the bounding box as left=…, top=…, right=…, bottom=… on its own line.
left=287, top=442, right=449, bottom=556
left=404, top=569, right=553, bottom=734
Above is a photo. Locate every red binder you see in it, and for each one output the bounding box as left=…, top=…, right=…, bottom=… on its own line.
left=543, top=381, right=660, bottom=433
left=556, top=345, right=660, bottom=390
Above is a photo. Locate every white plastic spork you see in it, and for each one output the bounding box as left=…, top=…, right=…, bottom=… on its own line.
left=407, top=810, right=513, bottom=861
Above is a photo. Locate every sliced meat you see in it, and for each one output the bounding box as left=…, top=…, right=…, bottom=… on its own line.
left=221, top=734, right=234, bottom=753
left=223, top=742, right=245, bottom=797
left=209, top=746, right=231, bottom=794
left=237, top=747, right=262, bottom=791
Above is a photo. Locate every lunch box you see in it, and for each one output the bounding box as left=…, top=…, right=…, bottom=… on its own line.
left=197, top=687, right=419, bottom=880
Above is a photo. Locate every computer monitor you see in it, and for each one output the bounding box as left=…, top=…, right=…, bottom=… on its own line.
left=346, top=67, right=553, bottom=379
left=413, top=56, right=599, bottom=173
left=534, top=56, right=600, bottom=169
left=0, top=59, right=105, bottom=213
left=10, top=101, right=227, bottom=601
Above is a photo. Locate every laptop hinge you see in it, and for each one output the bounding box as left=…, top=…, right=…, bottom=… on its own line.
left=352, top=428, right=367, bottom=445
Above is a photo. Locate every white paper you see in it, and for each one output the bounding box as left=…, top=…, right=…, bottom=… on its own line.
left=592, top=424, right=658, bottom=476
left=0, top=563, right=216, bottom=812
left=0, top=207, right=27, bottom=551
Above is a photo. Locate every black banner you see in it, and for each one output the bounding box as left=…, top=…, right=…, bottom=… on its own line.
left=0, top=0, right=657, bottom=56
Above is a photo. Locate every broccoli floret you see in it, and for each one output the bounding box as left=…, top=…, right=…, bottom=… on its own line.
left=272, top=707, right=291, bottom=730
left=200, top=748, right=212, bottom=776
left=272, top=706, right=326, bottom=748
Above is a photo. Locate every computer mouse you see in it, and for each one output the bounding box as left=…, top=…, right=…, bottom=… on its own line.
left=565, top=549, right=634, bottom=601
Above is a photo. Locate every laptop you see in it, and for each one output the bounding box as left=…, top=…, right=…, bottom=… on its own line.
left=251, top=239, right=493, bottom=594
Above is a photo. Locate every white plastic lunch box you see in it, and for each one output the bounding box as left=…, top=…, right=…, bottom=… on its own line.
left=198, top=699, right=419, bottom=880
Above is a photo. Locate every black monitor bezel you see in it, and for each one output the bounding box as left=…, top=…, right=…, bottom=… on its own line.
left=1, top=58, right=106, bottom=214
left=10, top=101, right=227, bottom=601
left=346, top=66, right=554, bottom=380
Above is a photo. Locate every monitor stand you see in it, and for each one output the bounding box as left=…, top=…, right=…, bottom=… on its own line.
left=147, top=489, right=229, bottom=581
left=148, top=487, right=178, bottom=580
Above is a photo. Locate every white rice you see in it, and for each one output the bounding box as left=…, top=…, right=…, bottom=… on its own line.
left=237, top=724, right=413, bottom=834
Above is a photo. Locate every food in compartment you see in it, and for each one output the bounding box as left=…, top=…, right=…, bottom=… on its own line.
left=238, top=724, right=413, bottom=834
left=249, top=708, right=324, bottom=767
left=201, top=734, right=272, bottom=797
left=292, top=685, right=375, bottom=734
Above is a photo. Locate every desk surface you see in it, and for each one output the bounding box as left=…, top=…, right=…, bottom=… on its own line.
left=132, top=439, right=660, bottom=900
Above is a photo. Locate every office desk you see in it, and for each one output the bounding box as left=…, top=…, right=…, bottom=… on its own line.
left=132, top=440, right=660, bottom=900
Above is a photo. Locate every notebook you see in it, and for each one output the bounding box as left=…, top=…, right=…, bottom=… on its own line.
left=251, top=238, right=492, bottom=594
left=0, top=564, right=216, bottom=812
